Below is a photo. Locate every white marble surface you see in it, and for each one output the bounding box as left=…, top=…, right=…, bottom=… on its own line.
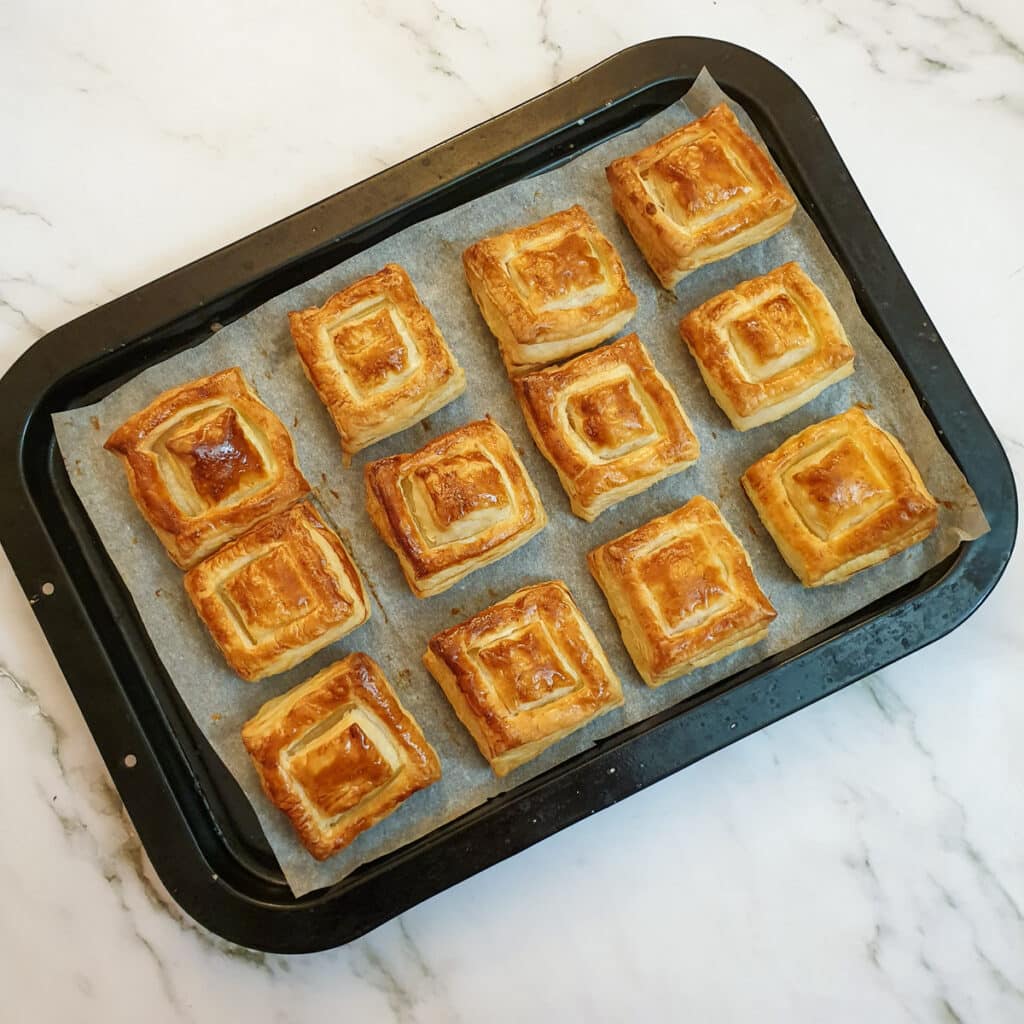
left=1, top=1, right=1022, bottom=1020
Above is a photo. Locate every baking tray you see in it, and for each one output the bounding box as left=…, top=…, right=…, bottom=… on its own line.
left=0, top=37, right=1016, bottom=953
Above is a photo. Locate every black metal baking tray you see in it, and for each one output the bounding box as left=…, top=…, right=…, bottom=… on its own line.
left=0, top=37, right=1015, bottom=953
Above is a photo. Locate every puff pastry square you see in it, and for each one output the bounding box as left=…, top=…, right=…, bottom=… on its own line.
left=588, top=496, right=776, bottom=687
left=606, top=103, right=796, bottom=289
left=423, top=580, right=623, bottom=776
left=463, top=205, right=638, bottom=376
left=289, top=264, right=466, bottom=458
left=741, top=406, right=938, bottom=586
left=680, top=262, right=855, bottom=430
left=104, top=367, right=311, bottom=568
left=515, top=333, right=700, bottom=521
left=365, top=417, right=547, bottom=597
left=242, top=652, right=441, bottom=860
left=184, top=503, right=370, bottom=681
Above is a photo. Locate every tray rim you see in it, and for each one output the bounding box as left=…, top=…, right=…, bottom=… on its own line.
left=0, top=36, right=1016, bottom=952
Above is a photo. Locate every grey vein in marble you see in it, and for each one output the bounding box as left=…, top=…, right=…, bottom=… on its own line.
left=808, top=0, right=1024, bottom=109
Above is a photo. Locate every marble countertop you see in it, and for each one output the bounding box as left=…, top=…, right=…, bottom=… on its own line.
left=1, top=1, right=1022, bottom=1020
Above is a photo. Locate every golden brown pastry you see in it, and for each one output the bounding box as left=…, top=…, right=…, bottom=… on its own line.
left=515, top=333, right=700, bottom=521
left=242, top=652, right=441, bottom=860
left=364, top=416, right=547, bottom=597
left=423, top=580, right=623, bottom=776
left=184, top=503, right=370, bottom=681
left=288, top=264, right=465, bottom=459
left=104, top=367, right=310, bottom=569
left=588, top=496, right=776, bottom=687
left=463, top=205, right=637, bottom=376
left=606, top=103, right=796, bottom=289
left=680, top=262, right=855, bottom=430
left=741, top=406, right=938, bottom=586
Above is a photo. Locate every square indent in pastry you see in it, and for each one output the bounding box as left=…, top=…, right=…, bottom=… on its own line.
left=680, top=262, right=855, bottom=430
left=104, top=367, right=310, bottom=569
left=741, top=407, right=938, bottom=587
left=588, top=496, right=776, bottom=687
left=365, top=416, right=547, bottom=597
left=241, top=653, right=441, bottom=860
left=606, top=103, right=796, bottom=289
left=423, top=580, right=623, bottom=776
left=289, top=264, right=466, bottom=458
left=463, top=205, right=638, bottom=376
left=184, top=503, right=370, bottom=681
left=515, top=333, right=700, bottom=521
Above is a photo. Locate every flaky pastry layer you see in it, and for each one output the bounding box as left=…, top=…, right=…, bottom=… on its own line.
left=184, top=502, right=370, bottom=681
left=463, top=205, right=637, bottom=375
left=741, top=406, right=938, bottom=586
left=588, top=495, right=776, bottom=686
left=516, top=333, right=700, bottom=520
left=104, top=367, right=310, bottom=569
left=606, top=103, right=796, bottom=288
left=681, top=262, right=855, bottom=430
left=242, top=653, right=441, bottom=860
left=364, top=416, right=547, bottom=597
left=289, top=263, right=465, bottom=457
left=423, top=580, right=623, bottom=776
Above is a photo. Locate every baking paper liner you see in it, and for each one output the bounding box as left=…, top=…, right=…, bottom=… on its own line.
left=53, top=71, right=988, bottom=896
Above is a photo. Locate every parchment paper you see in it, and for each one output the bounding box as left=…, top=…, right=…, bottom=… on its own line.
left=53, top=71, right=988, bottom=897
